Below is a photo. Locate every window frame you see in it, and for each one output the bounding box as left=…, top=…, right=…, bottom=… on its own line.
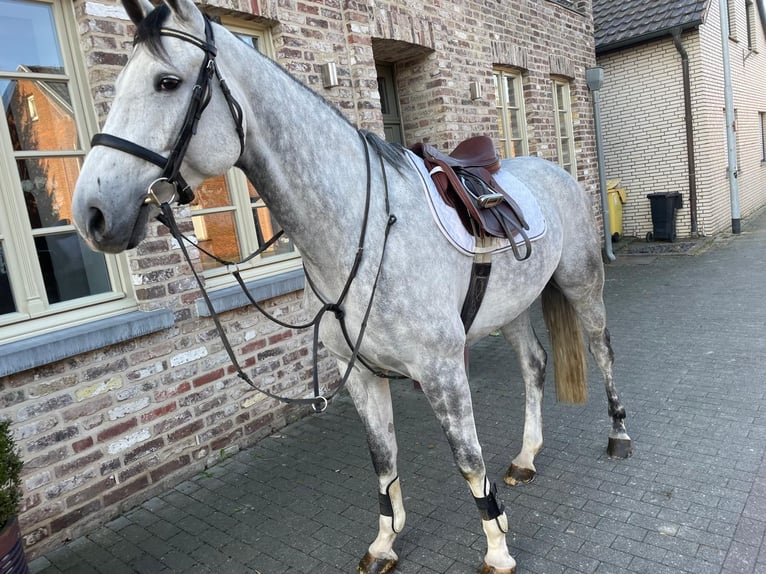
left=551, top=78, right=577, bottom=177
left=0, top=0, right=135, bottom=344
left=189, top=18, right=302, bottom=291
left=493, top=68, right=529, bottom=159
left=759, top=112, right=766, bottom=163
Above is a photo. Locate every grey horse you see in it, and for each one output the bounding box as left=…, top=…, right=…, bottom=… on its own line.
left=71, top=0, right=631, bottom=571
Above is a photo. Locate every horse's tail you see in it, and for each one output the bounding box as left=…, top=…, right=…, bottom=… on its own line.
left=541, top=282, right=588, bottom=404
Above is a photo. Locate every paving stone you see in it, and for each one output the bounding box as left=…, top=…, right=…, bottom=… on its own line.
left=31, top=211, right=766, bottom=572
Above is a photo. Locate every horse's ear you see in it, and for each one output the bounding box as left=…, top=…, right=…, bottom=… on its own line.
left=122, top=0, right=154, bottom=25
left=163, top=0, right=198, bottom=23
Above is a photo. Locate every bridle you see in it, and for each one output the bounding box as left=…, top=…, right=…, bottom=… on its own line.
left=90, top=13, right=244, bottom=206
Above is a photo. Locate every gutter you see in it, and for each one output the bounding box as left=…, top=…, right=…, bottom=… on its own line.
left=595, top=20, right=704, bottom=55
left=671, top=27, right=699, bottom=235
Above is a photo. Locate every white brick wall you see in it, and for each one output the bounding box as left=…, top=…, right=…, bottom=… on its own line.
left=598, top=37, right=689, bottom=238
left=597, top=3, right=766, bottom=238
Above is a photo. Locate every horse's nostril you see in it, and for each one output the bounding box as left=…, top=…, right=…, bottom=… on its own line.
left=88, top=206, right=106, bottom=240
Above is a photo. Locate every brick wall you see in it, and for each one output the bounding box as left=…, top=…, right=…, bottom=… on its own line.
left=597, top=1, right=766, bottom=239
left=1, top=0, right=600, bottom=557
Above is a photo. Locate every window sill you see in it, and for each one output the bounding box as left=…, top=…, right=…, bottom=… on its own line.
left=196, top=268, right=305, bottom=316
left=0, top=309, right=175, bottom=377
left=0, top=270, right=306, bottom=377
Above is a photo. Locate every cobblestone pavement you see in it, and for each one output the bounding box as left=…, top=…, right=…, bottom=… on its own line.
left=30, top=210, right=766, bottom=574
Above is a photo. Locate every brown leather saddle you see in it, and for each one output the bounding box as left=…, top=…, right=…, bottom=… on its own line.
left=411, top=136, right=531, bottom=261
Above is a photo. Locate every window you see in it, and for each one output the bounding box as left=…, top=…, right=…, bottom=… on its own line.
left=728, top=0, right=738, bottom=39
left=26, top=94, right=38, bottom=121
left=0, top=0, right=133, bottom=342
left=552, top=78, right=576, bottom=176
left=493, top=69, right=528, bottom=159
left=746, top=0, right=757, bottom=51
left=189, top=21, right=298, bottom=287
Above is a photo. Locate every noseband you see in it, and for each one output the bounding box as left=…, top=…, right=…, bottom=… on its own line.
left=90, top=14, right=244, bottom=206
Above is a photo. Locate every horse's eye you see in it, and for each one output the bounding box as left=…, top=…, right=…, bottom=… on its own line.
left=157, top=76, right=181, bottom=91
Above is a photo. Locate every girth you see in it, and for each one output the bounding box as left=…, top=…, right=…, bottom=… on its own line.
left=460, top=257, right=491, bottom=333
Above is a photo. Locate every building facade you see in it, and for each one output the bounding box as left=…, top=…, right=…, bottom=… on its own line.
left=594, top=0, right=766, bottom=239
left=0, top=0, right=601, bottom=556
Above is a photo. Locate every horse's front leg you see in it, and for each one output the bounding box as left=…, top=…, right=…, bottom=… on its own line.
left=418, top=358, right=516, bottom=574
left=344, top=368, right=405, bottom=574
left=501, top=312, right=547, bottom=485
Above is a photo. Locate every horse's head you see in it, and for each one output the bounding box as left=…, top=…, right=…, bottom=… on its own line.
left=72, top=0, right=245, bottom=252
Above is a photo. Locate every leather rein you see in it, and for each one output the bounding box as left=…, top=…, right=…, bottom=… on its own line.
left=92, top=15, right=398, bottom=412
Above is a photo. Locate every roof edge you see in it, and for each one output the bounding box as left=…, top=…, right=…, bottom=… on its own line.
left=595, top=20, right=703, bottom=55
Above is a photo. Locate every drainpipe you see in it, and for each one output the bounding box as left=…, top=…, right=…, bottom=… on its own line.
left=671, top=28, right=699, bottom=236
left=586, top=66, right=616, bottom=262
left=720, top=0, right=742, bottom=233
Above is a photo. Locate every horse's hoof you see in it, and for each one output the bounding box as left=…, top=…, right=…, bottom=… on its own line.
left=607, top=437, right=633, bottom=458
left=358, top=552, right=397, bottom=574
left=479, top=562, right=516, bottom=574
left=503, top=463, right=536, bottom=486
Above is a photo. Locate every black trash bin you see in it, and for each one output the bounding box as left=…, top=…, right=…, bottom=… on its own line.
left=646, top=192, right=683, bottom=242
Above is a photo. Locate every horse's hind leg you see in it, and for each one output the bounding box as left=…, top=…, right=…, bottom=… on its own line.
left=500, top=312, right=547, bottom=486
left=345, top=371, right=405, bottom=574
left=417, top=357, right=516, bottom=574
left=553, top=267, right=633, bottom=458
left=586, top=321, right=632, bottom=458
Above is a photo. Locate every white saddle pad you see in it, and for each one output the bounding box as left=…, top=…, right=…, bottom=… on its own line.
left=405, top=150, right=547, bottom=256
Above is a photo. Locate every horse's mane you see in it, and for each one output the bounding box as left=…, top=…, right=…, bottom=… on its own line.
left=360, top=131, right=409, bottom=173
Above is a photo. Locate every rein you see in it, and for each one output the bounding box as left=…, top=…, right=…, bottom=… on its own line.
left=90, top=14, right=244, bottom=206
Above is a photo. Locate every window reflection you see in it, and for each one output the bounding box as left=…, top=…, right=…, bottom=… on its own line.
left=192, top=175, right=232, bottom=210
left=233, top=33, right=258, bottom=51
left=247, top=181, right=294, bottom=258
left=192, top=211, right=243, bottom=270
left=0, top=0, right=64, bottom=73
left=33, top=231, right=110, bottom=304
left=17, top=157, right=81, bottom=228
left=3, top=78, right=78, bottom=152
left=1, top=0, right=122, bottom=325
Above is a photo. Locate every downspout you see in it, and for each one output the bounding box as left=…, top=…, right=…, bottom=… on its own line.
left=671, top=28, right=699, bottom=235
left=720, top=0, right=742, bottom=233
left=586, top=67, right=616, bottom=261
